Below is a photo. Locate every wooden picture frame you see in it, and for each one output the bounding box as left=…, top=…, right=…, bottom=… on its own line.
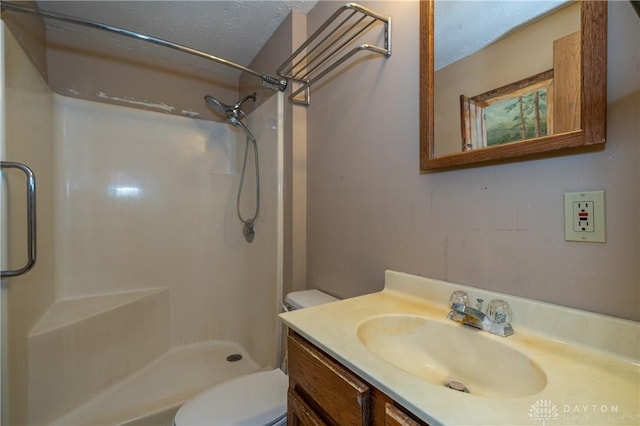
left=420, top=1, right=607, bottom=171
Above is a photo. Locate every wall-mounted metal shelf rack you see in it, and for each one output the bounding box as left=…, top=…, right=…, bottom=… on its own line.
left=276, top=3, right=392, bottom=106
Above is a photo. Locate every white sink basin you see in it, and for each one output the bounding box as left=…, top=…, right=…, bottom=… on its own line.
left=357, top=314, right=547, bottom=398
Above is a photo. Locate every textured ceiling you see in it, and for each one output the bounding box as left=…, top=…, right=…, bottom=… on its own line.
left=435, top=0, right=569, bottom=70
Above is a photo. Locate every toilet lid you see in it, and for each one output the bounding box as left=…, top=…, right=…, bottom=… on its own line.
left=174, top=369, right=288, bottom=426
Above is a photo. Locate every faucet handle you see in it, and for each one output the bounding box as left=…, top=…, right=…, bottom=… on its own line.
left=449, top=290, right=469, bottom=307
left=486, top=299, right=512, bottom=324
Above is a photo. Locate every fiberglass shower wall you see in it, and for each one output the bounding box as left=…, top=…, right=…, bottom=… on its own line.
left=2, top=21, right=283, bottom=425
left=51, top=92, right=282, bottom=359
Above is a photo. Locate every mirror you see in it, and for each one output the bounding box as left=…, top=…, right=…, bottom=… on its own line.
left=420, top=0, right=607, bottom=171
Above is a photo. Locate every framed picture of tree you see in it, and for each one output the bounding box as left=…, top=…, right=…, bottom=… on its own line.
left=460, top=69, right=555, bottom=151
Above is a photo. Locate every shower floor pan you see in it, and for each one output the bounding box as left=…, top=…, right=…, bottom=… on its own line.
left=52, top=341, right=260, bottom=426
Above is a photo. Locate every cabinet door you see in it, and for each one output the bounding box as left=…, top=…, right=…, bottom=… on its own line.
left=288, top=388, right=328, bottom=426
left=384, top=403, right=424, bottom=426
left=288, top=331, right=370, bottom=425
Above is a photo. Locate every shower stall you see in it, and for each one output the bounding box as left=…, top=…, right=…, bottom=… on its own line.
left=1, top=19, right=284, bottom=425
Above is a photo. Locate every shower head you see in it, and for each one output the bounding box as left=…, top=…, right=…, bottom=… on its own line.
left=204, top=93, right=258, bottom=143
left=204, top=93, right=257, bottom=126
left=204, top=95, right=231, bottom=116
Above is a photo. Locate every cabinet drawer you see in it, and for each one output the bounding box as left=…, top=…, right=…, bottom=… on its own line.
left=288, top=331, right=370, bottom=425
left=288, top=388, right=328, bottom=426
left=384, top=403, right=424, bottom=426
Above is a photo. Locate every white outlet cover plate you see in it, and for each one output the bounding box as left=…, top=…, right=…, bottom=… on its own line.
left=563, top=190, right=606, bottom=243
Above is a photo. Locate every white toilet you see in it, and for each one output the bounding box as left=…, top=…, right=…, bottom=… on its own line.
left=173, top=290, right=337, bottom=426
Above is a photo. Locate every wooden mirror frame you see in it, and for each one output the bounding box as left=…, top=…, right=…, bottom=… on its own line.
left=419, top=0, right=607, bottom=171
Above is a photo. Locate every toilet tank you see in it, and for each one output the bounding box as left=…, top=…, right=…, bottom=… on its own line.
left=284, top=289, right=337, bottom=311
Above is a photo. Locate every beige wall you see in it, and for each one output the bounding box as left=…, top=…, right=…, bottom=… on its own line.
left=1, top=2, right=48, bottom=81
left=46, top=35, right=238, bottom=121
left=3, top=24, right=55, bottom=425
left=306, top=1, right=639, bottom=321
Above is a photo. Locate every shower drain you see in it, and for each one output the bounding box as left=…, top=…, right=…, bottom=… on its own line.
left=226, top=354, right=243, bottom=362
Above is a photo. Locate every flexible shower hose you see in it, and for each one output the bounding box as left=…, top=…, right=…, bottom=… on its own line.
left=236, top=118, right=260, bottom=243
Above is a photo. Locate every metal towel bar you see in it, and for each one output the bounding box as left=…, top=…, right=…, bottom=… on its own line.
left=277, top=3, right=392, bottom=106
left=1, top=161, right=37, bottom=278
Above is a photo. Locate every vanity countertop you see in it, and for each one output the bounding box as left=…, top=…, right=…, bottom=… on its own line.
left=279, top=271, right=640, bottom=426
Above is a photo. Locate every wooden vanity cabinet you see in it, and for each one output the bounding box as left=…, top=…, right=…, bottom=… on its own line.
left=287, top=331, right=428, bottom=426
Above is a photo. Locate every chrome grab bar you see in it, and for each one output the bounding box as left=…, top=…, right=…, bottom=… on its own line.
left=1, top=161, right=37, bottom=278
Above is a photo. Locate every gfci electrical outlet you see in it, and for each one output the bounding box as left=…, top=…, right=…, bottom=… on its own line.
left=563, top=190, right=606, bottom=242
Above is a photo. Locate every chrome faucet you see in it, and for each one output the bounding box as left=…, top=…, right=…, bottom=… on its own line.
left=448, top=294, right=514, bottom=337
